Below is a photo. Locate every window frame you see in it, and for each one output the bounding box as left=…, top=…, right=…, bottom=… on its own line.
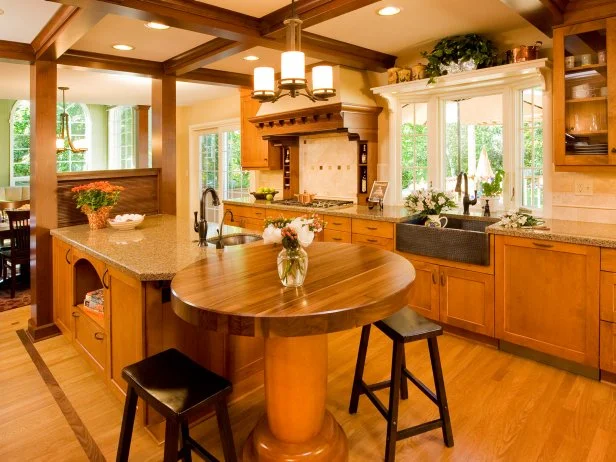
left=56, top=101, right=92, bottom=173
left=108, top=105, right=136, bottom=169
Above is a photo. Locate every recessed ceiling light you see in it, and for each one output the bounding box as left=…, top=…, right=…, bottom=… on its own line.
left=243, top=55, right=260, bottom=61
left=145, top=21, right=170, bottom=30
left=377, top=6, right=401, bottom=16
left=112, top=44, right=134, bottom=51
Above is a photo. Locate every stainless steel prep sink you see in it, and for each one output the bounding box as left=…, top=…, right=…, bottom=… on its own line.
left=396, top=215, right=499, bottom=266
left=206, top=233, right=263, bottom=247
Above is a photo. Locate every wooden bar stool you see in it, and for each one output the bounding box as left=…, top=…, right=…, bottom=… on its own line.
left=116, top=348, right=237, bottom=462
left=349, top=308, right=454, bottom=462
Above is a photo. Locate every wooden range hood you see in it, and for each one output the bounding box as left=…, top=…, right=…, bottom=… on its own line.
left=249, top=102, right=382, bottom=203
left=248, top=103, right=382, bottom=140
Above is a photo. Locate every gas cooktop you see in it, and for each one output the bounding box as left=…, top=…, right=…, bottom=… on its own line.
left=272, top=199, right=354, bottom=209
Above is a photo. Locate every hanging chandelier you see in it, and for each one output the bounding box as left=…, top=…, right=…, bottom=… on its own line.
left=56, top=86, right=87, bottom=153
left=251, top=0, right=336, bottom=103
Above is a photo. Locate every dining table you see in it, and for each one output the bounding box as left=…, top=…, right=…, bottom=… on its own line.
left=171, top=242, right=415, bottom=461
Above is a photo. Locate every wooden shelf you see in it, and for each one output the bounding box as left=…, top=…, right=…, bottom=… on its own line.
left=76, top=303, right=105, bottom=329
left=565, top=63, right=607, bottom=73
left=566, top=96, right=607, bottom=103
left=567, top=130, right=608, bottom=135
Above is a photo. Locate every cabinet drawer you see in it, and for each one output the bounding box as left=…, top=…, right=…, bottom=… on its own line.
left=74, top=310, right=106, bottom=372
left=224, top=204, right=249, bottom=219
left=237, top=217, right=263, bottom=232
left=602, top=249, right=616, bottom=272
left=265, top=209, right=305, bottom=220
left=324, top=216, right=351, bottom=232
left=246, top=207, right=267, bottom=220
left=600, top=321, right=616, bottom=373
left=601, top=271, right=616, bottom=322
left=352, top=219, right=393, bottom=239
left=324, top=229, right=351, bottom=243
left=352, top=233, right=394, bottom=251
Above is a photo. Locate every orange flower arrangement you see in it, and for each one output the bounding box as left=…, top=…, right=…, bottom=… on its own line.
left=71, top=181, right=124, bottom=212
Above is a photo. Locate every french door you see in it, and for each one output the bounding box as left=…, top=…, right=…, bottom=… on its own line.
left=194, top=124, right=249, bottom=223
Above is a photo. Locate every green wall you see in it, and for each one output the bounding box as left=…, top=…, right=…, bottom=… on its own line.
left=0, top=99, right=110, bottom=186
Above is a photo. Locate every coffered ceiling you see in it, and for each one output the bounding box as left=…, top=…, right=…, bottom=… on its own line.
left=0, top=0, right=59, bottom=42
left=195, top=0, right=292, bottom=17
left=205, top=46, right=320, bottom=74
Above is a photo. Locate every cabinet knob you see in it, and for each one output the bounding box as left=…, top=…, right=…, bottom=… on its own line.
left=612, top=148, right=616, bottom=153
left=94, top=332, right=104, bottom=341
left=71, top=312, right=80, bottom=318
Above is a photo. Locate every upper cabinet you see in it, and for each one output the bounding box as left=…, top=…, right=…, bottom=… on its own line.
left=240, top=89, right=281, bottom=170
left=554, top=17, right=616, bottom=167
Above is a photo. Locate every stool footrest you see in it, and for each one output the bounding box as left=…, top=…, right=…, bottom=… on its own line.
left=366, top=379, right=392, bottom=392
left=359, top=381, right=389, bottom=419
left=403, top=368, right=438, bottom=405
left=185, top=435, right=219, bottom=462
left=396, top=419, right=443, bottom=441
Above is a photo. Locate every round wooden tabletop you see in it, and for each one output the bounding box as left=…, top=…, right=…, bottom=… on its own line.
left=171, top=242, right=415, bottom=337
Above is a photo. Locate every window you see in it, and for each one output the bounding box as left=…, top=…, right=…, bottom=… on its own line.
left=195, top=124, right=249, bottom=222
left=400, top=102, right=428, bottom=196
left=443, top=95, right=504, bottom=195
left=108, top=106, right=136, bottom=169
left=56, top=102, right=90, bottom=173
left=519, top=87, right=544, bottom=209
left=10, top=100, right=91, bottom=185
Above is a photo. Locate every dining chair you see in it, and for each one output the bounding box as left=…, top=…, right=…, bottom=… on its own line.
left=2, top=210, right=30, bottom=298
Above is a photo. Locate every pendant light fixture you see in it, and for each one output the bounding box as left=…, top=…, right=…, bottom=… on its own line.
left=252, top=0, right=336, bottom=103
left=56, top=87, right=87, bottom=153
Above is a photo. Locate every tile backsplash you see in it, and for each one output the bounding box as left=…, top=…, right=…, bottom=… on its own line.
left=550, top=171, right=616, bottom=223
left=300, top=133, right=357, bottom=201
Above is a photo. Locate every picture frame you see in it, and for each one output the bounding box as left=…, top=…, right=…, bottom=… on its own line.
left=368, top=181, right=389, bottom=203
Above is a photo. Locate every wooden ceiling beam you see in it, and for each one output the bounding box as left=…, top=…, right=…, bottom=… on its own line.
left=164, top=38, right=255, bottom=76
left=499, top=0, right=563, bottom=36
left=48, top=0, right=262, bottom=42
left=0, top=40, right=35, bottom=63
left=178, top=68, right=252, bottom=87
left=57, top=49, right=164, bottom=76
left=32, top=4, right=107, bottom=60
left=259, top=0, right=382, bottom=37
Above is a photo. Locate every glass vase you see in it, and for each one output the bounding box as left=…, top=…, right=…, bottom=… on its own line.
left=277, top=247, right=309, bottom=288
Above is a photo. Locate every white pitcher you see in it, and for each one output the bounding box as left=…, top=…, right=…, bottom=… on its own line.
left=424, top=214, right=448, bottom=228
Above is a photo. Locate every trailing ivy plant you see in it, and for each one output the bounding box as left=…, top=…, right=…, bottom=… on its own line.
left=421, top=34, right=498, bottom=83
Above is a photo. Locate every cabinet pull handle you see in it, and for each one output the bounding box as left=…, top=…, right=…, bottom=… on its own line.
left=367, top=226, right=378, bottom=230
left=432, top=271, right=437, bottom=284
left=72, top=311, right=80, bottom=318
left=612, top=148, right=616, bottom=153
left=333, top=237, right=342, bottom=241
left=440, top=274, right=445, bottom=286
left=367, top=238, right=378, bottom=243
left=532, top=242, right=553, bottom=249
left=333, top=222, right=343, bottom=226
left=94, top=332, right=104, bottom=341
left=102, top=269, right=109, bottom=289
left=65, top=248, right=71, bottom=265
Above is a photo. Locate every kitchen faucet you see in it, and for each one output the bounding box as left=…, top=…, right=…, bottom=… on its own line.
left=214, top=210, right=235, bottom=249
left=193, top=187, right=220, bottom=247
left=455, top=172, right=477, bottom=215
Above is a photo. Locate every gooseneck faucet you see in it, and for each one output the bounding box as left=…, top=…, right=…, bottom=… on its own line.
left=455, top=172, right=477, bottom=215
left=214, top=209, right=235, bottom=249
left=193, top=187, right=220, bottom=247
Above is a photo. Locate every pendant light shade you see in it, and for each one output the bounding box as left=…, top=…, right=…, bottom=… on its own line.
left=251, top=0, right=336, bottom=103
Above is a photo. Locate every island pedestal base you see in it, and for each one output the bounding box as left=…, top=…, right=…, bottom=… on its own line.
left=243, top=335, right=349, bottom=461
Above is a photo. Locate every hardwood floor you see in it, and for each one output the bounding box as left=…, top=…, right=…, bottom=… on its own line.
left=2, top=306, right=616, bottom=461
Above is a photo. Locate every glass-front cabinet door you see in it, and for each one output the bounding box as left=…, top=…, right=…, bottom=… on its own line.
left=554, top=18, right=616, bottom=167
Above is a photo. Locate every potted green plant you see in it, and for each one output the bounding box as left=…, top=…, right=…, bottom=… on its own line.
left=421, top=34, right=498, bottom=83
left=480, top=169, right=504, bottom=198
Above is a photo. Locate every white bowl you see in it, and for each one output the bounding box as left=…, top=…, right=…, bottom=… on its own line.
left=107, top=215, right=145, bottom=230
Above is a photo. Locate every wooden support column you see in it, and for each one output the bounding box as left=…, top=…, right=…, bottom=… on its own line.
left=135, top=105, right=150, bottom=168
left=29, top=60, right=60, bottom=341
left=151, top=76, right=176, bottom=214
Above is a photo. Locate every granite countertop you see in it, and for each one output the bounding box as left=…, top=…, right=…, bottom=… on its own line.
left=51, top=215, right=247, bottom=281
left=487, top=218, right=616, bottom=249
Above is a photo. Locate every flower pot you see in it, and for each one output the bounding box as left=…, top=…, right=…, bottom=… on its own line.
left=83, top=206, right=112, bottom=230
left=277, top=247, right=308, bottom=287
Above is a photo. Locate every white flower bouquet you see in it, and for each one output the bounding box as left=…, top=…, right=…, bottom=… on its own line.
left=404, top=189, right=457, bottom=218
left=497, top=210, right=544, bottom=229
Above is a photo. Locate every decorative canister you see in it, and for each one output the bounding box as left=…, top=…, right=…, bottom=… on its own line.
left=83, top=206, right=112, bottom=230
left=411, top=63, right=426, bottom=80
left=397, top=68, right=411, bottom=82
left=387, top=67, right=400, bottom=84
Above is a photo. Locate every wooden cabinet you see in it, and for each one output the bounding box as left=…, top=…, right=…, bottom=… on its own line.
left=406, top=259, right=440, bottom=321
left=553, top=17, right=616, bottom=167
left=73, top=305, right=106, bottom=374
left=601, top=271, right=616, bottom=322
left=240, top=90, right=281, bottom=170
left=600, top=321, right=616, bottom=373
left=351, top=219, right=394, bottom=251
left=324, top=229, right=351, bottom=243
left=107, top=267, right=144, bottom=400
left=439, top=267, right=494, bottom=336
left=223, top=204, right=265, bottom=232
left=351, top=233, right=393, bottom=251
left=52, top=237, right=73, bottom=338
left=495, top=236, right=600, bottom=366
